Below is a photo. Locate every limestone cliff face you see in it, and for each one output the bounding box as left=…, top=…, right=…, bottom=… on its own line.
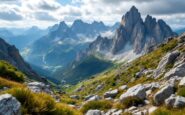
left=86, top=6, right=176, bottom=56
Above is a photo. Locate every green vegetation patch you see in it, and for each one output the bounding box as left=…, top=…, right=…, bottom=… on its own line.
left=0, top=61, right=25, bottom=82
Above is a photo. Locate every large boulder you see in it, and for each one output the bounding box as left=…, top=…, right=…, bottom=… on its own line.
left=86, top=110, right=102, bottom=115
left=154, top=50, right=180, bottom=78
left=104, top=89, right=118, bottom=98
left=0, top=94, right=21, bottom=115
left=164, top=62, right=185, bottom=80
left=153, top=85, right=174, bottom=105
left=27, top=82, right=53, bottom=94
left=165, top=95, right=185, bottom=108
left=120, top=84, right=146, bottom=102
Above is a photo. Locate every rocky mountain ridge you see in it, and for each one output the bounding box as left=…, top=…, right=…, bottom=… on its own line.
left=79, top=6, right=176, bottom=62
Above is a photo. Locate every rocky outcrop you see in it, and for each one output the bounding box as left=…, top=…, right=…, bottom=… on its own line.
left=164, top=62, right=185, bottom=80
left=120, top=84, right=146, bottom=102
left=0, top=38, right=42, bottom=81
left=154, top=50, right=180, bottom=78
left=179, top=77, right=185, bottom=86
left=0, top=94, right=21, bottom=115
left=27, top=82, right=53, bottom=94
left=86, top=95, right=101, bottom=102
left=165, top=95, right=185, bottom=108
left=85, top=6, right=176, bottom=57
left=153, top=85, right=174, bottom=105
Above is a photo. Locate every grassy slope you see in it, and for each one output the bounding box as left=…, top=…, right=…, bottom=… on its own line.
left=55, top=55, right=113, bottom=84
left=67, top=38, right=178, bottom=96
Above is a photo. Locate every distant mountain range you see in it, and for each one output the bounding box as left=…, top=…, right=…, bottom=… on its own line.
left=53, top=6, right=177, bottom=84
left=24, top=20, right=118, bottom=73
left=0, top=27, right=48, bottom=51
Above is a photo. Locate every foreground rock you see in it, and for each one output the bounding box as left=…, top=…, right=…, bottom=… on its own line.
left=154, top=50, right=180, bottom=78
left=0, top=94, right=21, bottom=115
left=104, top=89, right=118, bottom=98
left=165, top=94, right=185, bottom=108
left=27, top=82, right=53, bottom=94
left=153, top=85, right=174, bottom=105
left=86, top=110, right=102, bottom=115
left=164, top=62, right=185, bottom=80
left=120, top=84, right=146, bottom=102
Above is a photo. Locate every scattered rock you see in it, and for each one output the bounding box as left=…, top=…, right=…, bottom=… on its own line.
left=86, top=95, right=101, bottom=102
left=75, top=85, right=84, bottom=92
left=104, top=89, right=118, bottom=98
left=119, top=85, right=127, bottom=91
left=164, top=62, right=185, bottom=80
left=95, top=84, right=104, bottom=91
left=120, top=84, right=146, bottom=102
left=105, top=109, right=122, bottom=115
left=0, top=94, right=21, bottom=115
left=27, top=82, right=53, bottom=94
left=144, top=82, right=160, bottom=91
left=153, top=85, right=174, bottom=105
left=154, top=50, right=180, bottom=78
left=86, top=110, right=102, bottom=115
left=165, top=94, right=185, bottom=108
left=179, top=77, right=185, bottom=86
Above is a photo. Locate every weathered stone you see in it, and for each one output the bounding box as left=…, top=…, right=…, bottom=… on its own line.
left=86, top=110, right=102, bottom=115
left=27, top=82, right=53, bottom=94
left=165, top=94, right=185, bottom=108
left=153, top=85, right=174, bottom=105
left=154, top=50, right=180, bottom=78
left=95, top=84, right=104, bottom=91
left=104, top=89, right=118, bottom=98
left=0, top=94, right=21, bottom=115
left=164, top=62, right=185, bottom=80
left=86, top=95, right=101, bottom=102
left=120, top=84, right=146, bottom=102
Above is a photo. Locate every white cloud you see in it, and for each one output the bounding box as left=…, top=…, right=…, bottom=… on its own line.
left=0, top=0, right=184, bottom=29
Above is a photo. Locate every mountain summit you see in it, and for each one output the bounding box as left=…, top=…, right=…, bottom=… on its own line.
left=85, top=6, right=176, bottom=59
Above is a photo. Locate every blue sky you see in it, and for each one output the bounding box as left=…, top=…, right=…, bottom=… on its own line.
left=0, top=0, right=184, bottom=29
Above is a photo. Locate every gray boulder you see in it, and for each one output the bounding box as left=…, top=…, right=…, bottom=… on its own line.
left=120, top=84, right=146, bottom=102
left=86, top=95, right=101, bottom=102
left=144, top=82, right=160, bottom=91
left=86, top=110, right=102, bottom=115
left=27, top=82, right=53, bottom=94
left=104, top=89, right=118, bottom=98
left=154, top=50, right=180, bottom=78
left=95, top=84, right=104, bottom=91
left=165, top=95, right=185, bottom=108
left=153, top=85, right=174, bottom=105
left=164, top=62, right=185, bottom=80
left=0, top=94, right=21, bottom=115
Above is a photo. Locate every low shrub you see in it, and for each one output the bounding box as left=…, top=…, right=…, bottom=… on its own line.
left=80, top=100, right=112, bottom=113
left=121, top=96, right=144, bottom=109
